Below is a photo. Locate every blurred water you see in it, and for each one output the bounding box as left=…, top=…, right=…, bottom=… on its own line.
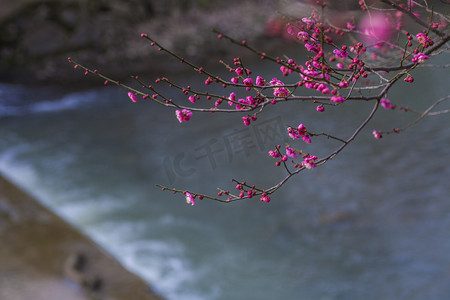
left=0, top=58, right=449, bottom=300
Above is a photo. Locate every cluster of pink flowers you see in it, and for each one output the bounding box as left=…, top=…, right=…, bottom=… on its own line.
left=268, top=145, right=302, bottom=167
left=333, top=47, right=349, bottom=59
left=270, top=78, right=289, bottom=97
left=175, top=109, right=192, bottom=123
left=242, top=114, right=257, bottom=126
left=301, top=154, right=318, bottom=169
left=260, top=191, right=271, bottom=202
left=412, top=52, right=429, bottom=63
left=297, top=31, right=309, bottom=42
left=287, top=124, right=311, bottom=144
left=404, top=74, right=414, bottom=83
left=330, top=95, right=346, bottom=103
left=268, top=149, right=280, bottom=158
left=416, top=32, right=433, bottom=48
left=234, top=182, right=258, bottom=199
left=285, top=146, right=298, bottom=158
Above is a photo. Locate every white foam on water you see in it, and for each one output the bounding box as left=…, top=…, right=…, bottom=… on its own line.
left=28, top=91, right=98, bottom=114
left=0, top=142, right=213, bottom=300
left=86, top=220, right=219, bottom=300
left=0, top=145, right=44, bottom=196
left=0, top=83, right=109, bottom=116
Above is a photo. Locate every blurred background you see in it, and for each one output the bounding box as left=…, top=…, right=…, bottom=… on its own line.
left=1, top=1, right=450, bottom=300
left=0, top=0, right=279, bottom=84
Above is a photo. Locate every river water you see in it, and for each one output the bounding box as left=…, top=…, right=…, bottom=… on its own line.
left=0, top=58, right=449, bottom=299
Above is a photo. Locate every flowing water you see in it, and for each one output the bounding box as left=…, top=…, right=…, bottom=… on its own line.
left=0, top=59, right=449, bottom=299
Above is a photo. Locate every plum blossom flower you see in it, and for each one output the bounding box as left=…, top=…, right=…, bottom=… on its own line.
left=235, top=67, right=244, bottom=76
left=317, top=84, right=330, bottom=95
left=256, top=76, right=265, bottom=86
left=416, top=33, right=433, bottom=48
left=330, top=95, right=346, bottom=103
left=372, top=130, right=383, bottom=139
left=268, top=150, right=280, bottom=158
left=260, top=192, right=271, bottom=202
left=270, top=78, right=289, bottom=97
left=304, top=42, right=319, bottom=53
left=339, top=80, right=349, bottom=88
left=242, top=116, right=251, bottom=126
left=302, top=17, right=314, bottom=25
left=359, top=12, right=393, bottom=44
left=404, top=74, right=414, bottom=83
left=287, top=127, right=300, bottom=139
left=243, top=78, right=253, bottom=86
left=302, top=136, right=311, bottom=144
left=246, top=96, right=255, bottom=105
left=228, top=92, right=236, bottom=106
left=287, top=124, right=311, bottom=143
left=128, top=92, right=137, bottom=102
left=175, top=109, right=192, bottom=123
left=301, top=154, right=318, bottom=169
left=346, top=22, right=356, bottom=30
left=333, top=49, right=348, bottom=58
left=316, top=104, right=325, bottom=112
left=286, top=147, right=297, bottom=158
left=412, top=52, right=429, bottom=63
left=188, top=95, right=196, bottom=103
left=184, top=192, right=195, bottom=206
left=297, top=31, right=309, bottom=42
left=380, top=98, right=394, bottom=109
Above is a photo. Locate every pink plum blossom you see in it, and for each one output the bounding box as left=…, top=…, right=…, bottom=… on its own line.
left=268, top=150, right=280, bottom=158
left=302, top=136, right=311, bottom=144
left=243, top=78, right=253, bottom=86
left=316, top=104, right=325, bottom=112
left=412, top=52, right=429, bottom=63
left=175, top=109, right=192, bottom=123
left=286, top=147, right=297, bottom=158
left=330, top=95, right=346, bottom=103
left=256, top=76, right=265, bottom=86
left=188, top=95, right=196, bottom=103
left=302, top=17, right=314, bottom=25
left=184, top=192, right=195, bottom=206
left=359, top=12, right=393, bottom=44
left=242, top=116, right=251, bottom=126
left=297, top=31, right=309, bottom=42
left=346, top=22, right=356, bottom=30
left=339, top=80, right=349, bottom=88
left=380, top=98, right=394, bottom=109
left=372, top=130, right=383, bottom=139
left=333, top=49, right=348, bottom=58
left=128, top=92, right=137, bottom=102
left=404, top=74, right=414, bottom=83
left=416, top=33, right=433, bottom=48
left=270, top=78, right=289, bottom=97
left=260, top=192, right=271, bottom=202
left=301, top=154, right=318, bottom=169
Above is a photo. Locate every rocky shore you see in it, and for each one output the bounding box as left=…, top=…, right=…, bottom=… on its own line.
left=0, top=174, right=163, bottom=300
